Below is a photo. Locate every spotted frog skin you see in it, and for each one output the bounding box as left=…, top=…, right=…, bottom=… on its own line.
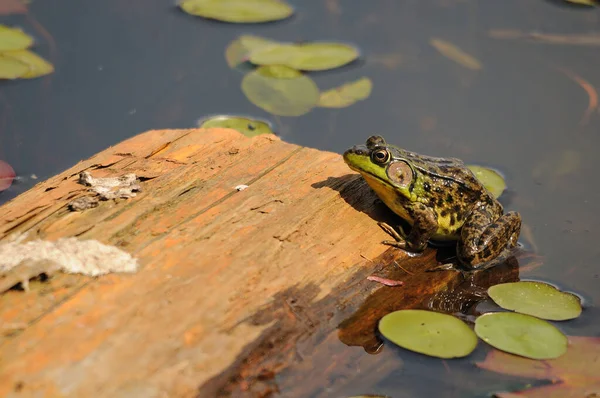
left=343, top=135, right=521, bottom=270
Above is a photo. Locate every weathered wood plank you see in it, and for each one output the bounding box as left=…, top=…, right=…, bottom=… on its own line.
left=0, top=128, right=473, bottom=397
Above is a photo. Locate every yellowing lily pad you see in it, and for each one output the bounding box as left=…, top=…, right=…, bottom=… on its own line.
left=249, top=42, right=359, bottom=71
left=241, top=65, right=319, bottom=117
left=0, top=55, right=29, bottom=79
left=488, top=281, right=582, bottom=321
left=430, top=38, right=482, bottom=71
left=225, top=35, right=279, bottom=68
left=198, top=115, right=274, bottom=137
left=379, top=309, right=478, bottom=358
left=179, top=0, right=293, bottom=23
left=2, top=49, right=54, bottom=78
left=467, top=165, right=506, bottom=198
left=0, top=24, right=33, bottom=51
left=475, top=312, right=567, bottom=360
left=564, top=0, right=596, bottom=5
left=318, top=77, right=373, bottom=108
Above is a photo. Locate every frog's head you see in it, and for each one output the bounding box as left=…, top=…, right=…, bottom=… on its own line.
left=343, top=135, right=417, bottom=201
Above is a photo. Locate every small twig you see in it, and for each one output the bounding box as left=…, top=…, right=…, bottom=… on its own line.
left=556, top=67, right=598, bottom=126
left=360, top=254, right=374, bottom=263
left=393, top=260, right=414, bottom=275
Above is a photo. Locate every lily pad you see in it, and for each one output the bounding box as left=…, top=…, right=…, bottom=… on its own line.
left=0, top=24, right=33, bottom=51
left=0, top=55, right=29, bottom=79
left=241, top=65, right=319, bottom=117
left=488, top=281, right=582, bottom=321
left=475, top=312, right=567, bottom=360
left=225, top=35, right=280, bottom=68
left=467, top=165, right=506, bottom=199
left=2, top=49, right=54, bottom=78
left=379, top=309, right=478, bottom=359
left=0, top=160, right=16, bottom=191
left=249, top=42, right=359, bottom=71
left=318, top=77, right=373, bottom=108
left=198, top=115, right=274, bottom=137
left=179, top=0, right=293, bottom=23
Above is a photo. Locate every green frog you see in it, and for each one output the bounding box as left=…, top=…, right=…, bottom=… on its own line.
left=343, top=135, right=521, bottom=270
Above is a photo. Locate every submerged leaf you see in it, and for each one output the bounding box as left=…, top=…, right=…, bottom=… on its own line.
left=0, top=55, right=29, bottom=79
left=0, top=24, right=33, bottom=51
left=180, top=0, right=293, bottom=23
left=379, top=309, right=478, bottom=358
left=467, top=165, right=506, bottom=198
left=225, top=35, right=279, bottom=68
left=477, top=336, right=600, bottom=398
left=241, top=65, right=319, bottom=117
left=430, top=38, right=482, bottom=70
left=2, top=49, right=54, bottom=78
left=250, top=42, right=359, bottom=71
left=198, top=115, right=275, bottom=137
left=488, top=281, right=582, bottom=321
left=318, top=77, right=372, bottom=108
left=475, top=312, right=567, bottom=360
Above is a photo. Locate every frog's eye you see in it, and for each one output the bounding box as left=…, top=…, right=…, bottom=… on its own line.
left=387, top=161, right=413, bottom=188
left=371, top=149, right=390, bottom=164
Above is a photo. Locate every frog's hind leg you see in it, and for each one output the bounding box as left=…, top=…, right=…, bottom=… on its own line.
left=457, top=208, right=521, bottom=270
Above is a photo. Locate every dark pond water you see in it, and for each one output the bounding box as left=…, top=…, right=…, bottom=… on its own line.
left=1, top=0, right=599, bottom=396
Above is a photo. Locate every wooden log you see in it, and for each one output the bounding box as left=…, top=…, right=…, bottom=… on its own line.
left=0, top=128, right=519, bottom=397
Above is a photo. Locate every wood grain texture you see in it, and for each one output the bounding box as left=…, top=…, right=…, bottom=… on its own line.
left=0, top=128, right=477, bottom=397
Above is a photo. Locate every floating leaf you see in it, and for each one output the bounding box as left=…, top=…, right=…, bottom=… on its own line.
left=488, top=281, right=582, bottom=321
left=241, top=65, right=319, bottom=117
left=0, top=54, right=29, bottom=79
left=249, top=42, right=359, bottom=71
left=0, top=24, right=33, bottom=51
left=379, top=309, right=478, bottom=358
left=225, top=35, right=280, bottom=68
left=475, top=312, right=567, bottom=360
left=198, top=115, right=274, bottom=137
left=179, top=0, right=293, bottom=23
left=467, top=165, right=506, bottom=199
left=430, top=38, right=482, bottom=70
left=564, top=0, right=596, bottom=5
left=477, top=336, right=600, bottom=397
left=2, top=49, right=54, bottom=78
left=318, top=77, right=372, bottom=108
left=0, top=160, right=16, bottom=191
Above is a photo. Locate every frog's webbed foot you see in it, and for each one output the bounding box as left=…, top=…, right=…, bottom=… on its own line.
left=378, top=222, right=426, bottom=255
left=378, top=222, right=407, bottom=242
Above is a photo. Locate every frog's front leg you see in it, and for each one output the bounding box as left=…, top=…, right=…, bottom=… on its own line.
left=457, top=205, right=521, bottom=270
left=380, top=203, right=438, bottom=253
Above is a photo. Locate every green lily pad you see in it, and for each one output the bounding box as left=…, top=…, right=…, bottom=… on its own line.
left=225, top=35, right=280, bottom=68
left=241, top=65, right=319, bottom=117
left=2, top=49, right=54, bottom=78
left=475, top=312, right=568, bottom=360
left=318, top=77, right=372, bottom=108
left=0, top=55, right=29, bottom=79
left=179, top=0, right=293, bottom=23
left=379, top=309, right=478, bottom=358
left=467, top=165, right=506, bottom=198
left=249, top=42, right=359, bottom=71
left=198, top=115, right=274, bottom=137
left=0, top=25, right=33, bottom=51
left=488, top=281, right=582, bottom=321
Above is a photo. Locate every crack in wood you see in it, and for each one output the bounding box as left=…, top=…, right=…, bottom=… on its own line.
left=133, top=146, right=305, bottom=255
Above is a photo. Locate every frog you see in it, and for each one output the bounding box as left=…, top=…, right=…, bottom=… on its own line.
left=343, top=135, right=521, bottom=270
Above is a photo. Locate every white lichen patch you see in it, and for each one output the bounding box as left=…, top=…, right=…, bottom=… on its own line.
left=69, top=171, right=142, bottom=211
left=0, top=234, right=139, bottom=292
